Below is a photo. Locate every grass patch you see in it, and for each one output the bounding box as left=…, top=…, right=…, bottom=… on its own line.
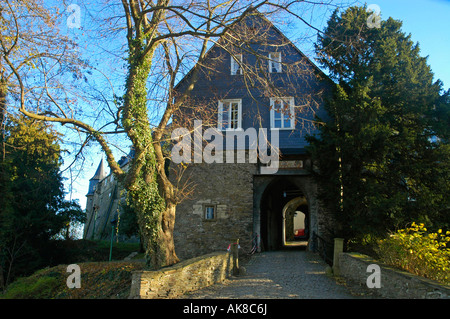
left=1, top=261, right=145, bottom=299
left=2, top=275, right=60, bottom=299
left=1, top=239, right=143, bottom=299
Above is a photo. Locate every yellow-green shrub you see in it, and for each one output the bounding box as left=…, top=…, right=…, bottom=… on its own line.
left=376, top=223, right=450, bottom=285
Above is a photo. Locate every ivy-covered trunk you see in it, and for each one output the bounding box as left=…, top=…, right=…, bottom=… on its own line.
left=121, top=45, right=179, bottom=269
left=1, top=77, right=7, bottom=161
left=129, top=167, right=179, bottom=269
left=0, top=77, right=6, bottom=290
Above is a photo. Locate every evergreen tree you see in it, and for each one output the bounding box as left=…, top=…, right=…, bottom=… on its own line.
left=308, top=6, right=450, bottom=239
left=0, top=116, right=84, bottom=287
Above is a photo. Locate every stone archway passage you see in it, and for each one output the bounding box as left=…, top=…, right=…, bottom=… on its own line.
left=253, top=174, right=321, bottom=253
left=259, top=177, right=308, bottom=251
left=282, top=196, right=308, bottom=247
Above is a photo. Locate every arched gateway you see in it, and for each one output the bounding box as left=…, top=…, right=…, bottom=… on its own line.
left=282, top=196, right=308, bottom=246
left=253, top=175, right=320, bottom=252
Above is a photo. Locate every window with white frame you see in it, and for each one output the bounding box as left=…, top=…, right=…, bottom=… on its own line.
left=231, top=54, right=243, bottom=75
left=218, top=99, right=242, bottom=130
left=270, top=97, right=295, bottom=129
left=269, top=52, right=281, bottom=73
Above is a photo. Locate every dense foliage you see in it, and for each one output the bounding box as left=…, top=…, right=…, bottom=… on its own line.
left=308, top=6, right=450, bottom=240
left=376, top=223, right=450, bottom=284
left=0, top=116, right=84, bottom=288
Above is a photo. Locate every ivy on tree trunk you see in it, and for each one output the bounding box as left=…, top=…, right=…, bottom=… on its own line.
left=120, top=39, right=179, bottom=268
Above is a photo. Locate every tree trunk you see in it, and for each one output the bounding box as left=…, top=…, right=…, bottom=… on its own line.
left=130, top=175, right=179, bottom=269
left=0, top=77, right=7, bottom=162
left=159, top=203, right=178, bottom=265
left=121, top=48, right=179, bottom=269
left=1, top=73, right=7, bottom=291
left=145, top=203, right=178, bottom=269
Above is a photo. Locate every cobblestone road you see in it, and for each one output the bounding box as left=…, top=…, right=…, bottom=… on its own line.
left=181, top=250, right=361, bottom=299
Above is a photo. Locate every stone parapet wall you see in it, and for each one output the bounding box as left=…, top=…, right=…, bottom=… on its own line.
left=129, top=251, right=233, bottom=299
left=339, top=252, right=450, bottom=299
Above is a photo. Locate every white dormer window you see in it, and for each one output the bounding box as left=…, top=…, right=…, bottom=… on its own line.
left=270, top=97, right=295, bottom=129
left=218, top=99, right=242, bottom=130
left=269, top=52, right=281, bottom=73
left=231, top=54, right=243, bottom=75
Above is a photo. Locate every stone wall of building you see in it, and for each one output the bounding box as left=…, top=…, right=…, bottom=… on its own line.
left=84, top=173, right=124, bottom=240
left=171, top=161, right=258, bottom=261
left=84, top=155, right=336, bottom=261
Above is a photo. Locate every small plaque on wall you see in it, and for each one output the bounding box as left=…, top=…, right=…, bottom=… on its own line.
left=279, top=160, right=303, bottom=170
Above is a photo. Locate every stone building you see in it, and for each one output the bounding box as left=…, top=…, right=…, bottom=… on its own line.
left=84, top=13, right=336, bottom=260
left=83, top=152, right=134, bottom=241
left=170, top=13, right=335, bottom=260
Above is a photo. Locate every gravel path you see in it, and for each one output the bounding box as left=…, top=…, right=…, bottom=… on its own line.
left=181, top=250, right=361, bottom=299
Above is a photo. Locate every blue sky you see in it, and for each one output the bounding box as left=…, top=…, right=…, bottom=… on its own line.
left=66, top=1, right=450, bottom=210
left=291, top=0, right=450, bottom=90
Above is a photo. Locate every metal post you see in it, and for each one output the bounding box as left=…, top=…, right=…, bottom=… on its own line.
left=232, top=239, right=239, bottom=276
left=109, top=224, right=114, bottom=262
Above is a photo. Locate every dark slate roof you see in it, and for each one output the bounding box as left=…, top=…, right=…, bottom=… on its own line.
left=90, top=158, right=107, bottom=181
left=174, top=10, right=332, bottom=92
